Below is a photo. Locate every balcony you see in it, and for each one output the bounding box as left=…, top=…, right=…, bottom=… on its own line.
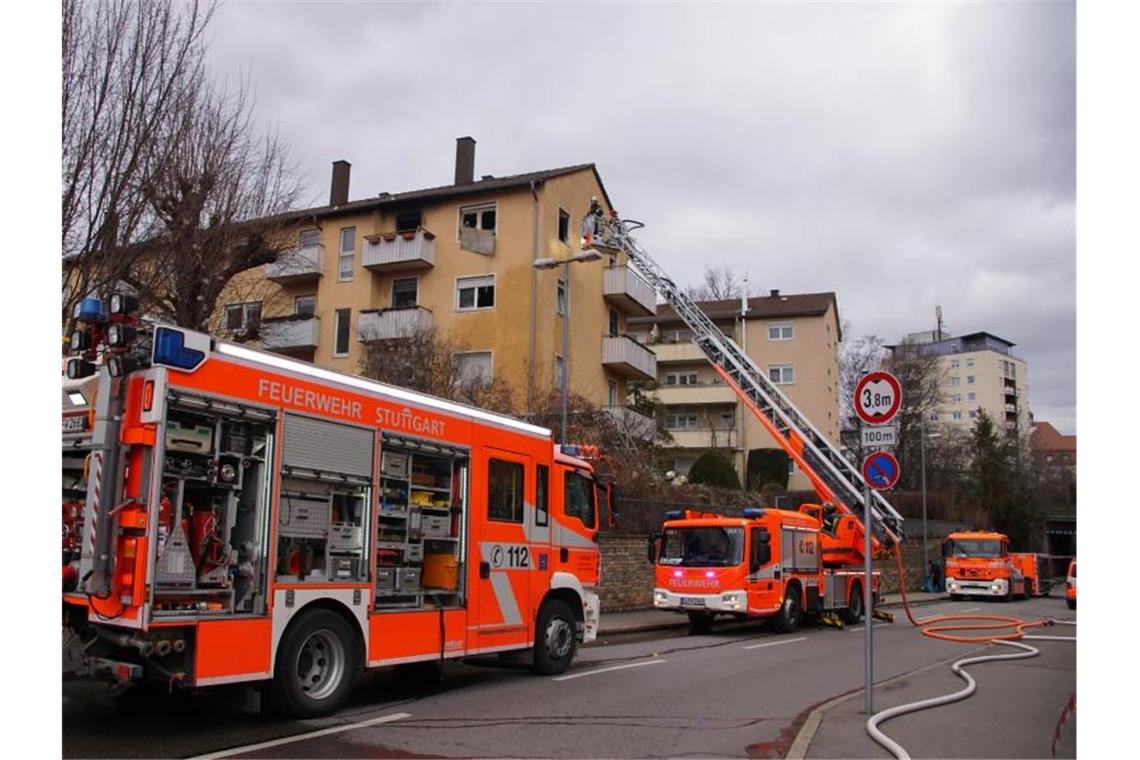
left=603, top=266, right=656, bottom=316
left=666, top=428, right=740, bottom=450
left=656, top=383, right=738, bottom=405
left=602, top=335, right=657, bottom=382
left=603, top=406, right=657, bottom=441
left=648, top=341, right=707, bottom=364
left=266, top=245, right=323, bottom=283
left=260, top=316, right=320, bottom=352
left=363, top=229, right=435, bottom=272
left=358, top=306, right=433, bottom=342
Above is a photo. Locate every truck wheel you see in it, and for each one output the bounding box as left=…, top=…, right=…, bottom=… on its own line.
left=1024, top=580, right=1034, bottom=599
left=272, top=609, right=360, bottom=718
left=772, top=583, right=802, bottom=633
left=839, top=581, right=863, bottom=625
left=533, top=599, right=577, bottom=676
left=1066, top=598, right=1076, bottom=611
left=687, top=611, right=713, bottom=634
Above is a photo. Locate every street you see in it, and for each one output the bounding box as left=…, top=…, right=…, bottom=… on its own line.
left=62, top=595, right=1075, bottom=759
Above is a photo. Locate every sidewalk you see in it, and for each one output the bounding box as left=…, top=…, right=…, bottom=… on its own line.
left=598, top=591, right=947, bottom=635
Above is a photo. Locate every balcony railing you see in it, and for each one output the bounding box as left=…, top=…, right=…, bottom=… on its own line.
left=602, top=335, right=657, bottom=381
left=603, top=406, right=657, bottom=441
left=666, top=429, right=740, bottom=450
left=363, top=229, right=435, bottom=272
left=260, top=316, right=320, bottom=351
left=358, top=306, right=433, bottom=342
left=266, top=245, right=323, bottom=283
left=603, top=266, right=656, bottom=316
left=656, top=384, right=738, bottom=405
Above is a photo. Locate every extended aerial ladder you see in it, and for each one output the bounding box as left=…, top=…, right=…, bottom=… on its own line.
left=583, top=210, right=905, bottom=551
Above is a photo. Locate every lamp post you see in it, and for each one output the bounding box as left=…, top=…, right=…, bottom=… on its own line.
left=533, top=249, right=603, bottom=444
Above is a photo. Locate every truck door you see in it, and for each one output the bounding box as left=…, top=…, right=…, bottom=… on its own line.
left=470, top=449, right=533, bottom=653
left=555, top=467, right=600, bottom=586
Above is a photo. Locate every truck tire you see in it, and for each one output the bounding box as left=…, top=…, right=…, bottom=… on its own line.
left=772, top=583, right=802, bottom=633
left=533, top=599, right=577, bottom=676
left=1024, top=580, right=1034, bottom=599
left=272, top=609, right=360, bottom=718
left=839, top=581, right=864, bottom=625
left=1066, top=598, right=1076, bottom=611
left=687, top=611, right=713, bottom=634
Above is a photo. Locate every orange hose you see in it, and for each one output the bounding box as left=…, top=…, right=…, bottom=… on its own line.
left=892, top=543, right=1053, bottom=643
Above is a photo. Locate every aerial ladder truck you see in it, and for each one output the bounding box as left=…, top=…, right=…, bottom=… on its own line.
left=582, top=207, right=906, bottom=631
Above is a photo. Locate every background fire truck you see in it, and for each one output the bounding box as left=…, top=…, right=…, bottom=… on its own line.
left=62, top=301, right=604, bottom=717
left=942, top=530, right=1051, bottom=601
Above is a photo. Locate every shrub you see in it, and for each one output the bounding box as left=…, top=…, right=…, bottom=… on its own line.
left=687, top=450, right=741, bottom=489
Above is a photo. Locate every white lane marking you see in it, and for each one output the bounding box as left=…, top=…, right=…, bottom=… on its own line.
left=553, top=658, right=666, bottom=681
left=960, top=607, right=982, bottom=612
left=742, top=636, right=808, bottom=650
left=191, top=712, right=411, bottom=759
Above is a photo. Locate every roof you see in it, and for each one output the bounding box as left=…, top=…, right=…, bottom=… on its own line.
left=630, top=292, right=841, bottom=339
left=277, top=163, right=612, bottom=225
left=1030, top=421, right=1077, bottom=454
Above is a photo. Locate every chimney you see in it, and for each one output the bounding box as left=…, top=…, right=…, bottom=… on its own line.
left=329, top=160, right=351, bottom=206
left=454, top=136, right=476, bottom=185
left=769, top=288, right=780, bottom=297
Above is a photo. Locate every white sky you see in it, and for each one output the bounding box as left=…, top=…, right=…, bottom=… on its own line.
left=204, top=0, right=1075, bottom=433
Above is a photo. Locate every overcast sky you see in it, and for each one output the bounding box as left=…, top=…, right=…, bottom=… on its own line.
left=206, top=1, right=1075, bottom=433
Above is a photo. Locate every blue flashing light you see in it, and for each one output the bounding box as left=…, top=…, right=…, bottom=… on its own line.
left=153, top=327, right=207, bottom=372
left=75, top=298, right=106, bottom=324
left=742, top=508, right=766, bottom=519
left=561, top=444, right=583, bottom=457
left=664, top=510, right=684, bottom=520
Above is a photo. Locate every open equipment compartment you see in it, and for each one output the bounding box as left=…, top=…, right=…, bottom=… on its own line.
left=152, top=393, right=276, bottom=616
left=375, top=433, right=468, bottom=610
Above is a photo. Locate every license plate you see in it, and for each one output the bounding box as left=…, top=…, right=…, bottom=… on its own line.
left=62, top=415, right=89, bottom=433
left=680, top=597, right=705, bottom=608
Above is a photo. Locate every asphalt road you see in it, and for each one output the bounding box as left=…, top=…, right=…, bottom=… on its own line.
left=62, top=595, right=1075, bottom=759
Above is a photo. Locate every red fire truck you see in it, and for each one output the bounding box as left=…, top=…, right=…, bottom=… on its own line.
left=62, top=302, right=603, bottom=716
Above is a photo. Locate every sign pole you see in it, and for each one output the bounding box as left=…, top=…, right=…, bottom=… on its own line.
left=864, top=467, right=874, bottom=714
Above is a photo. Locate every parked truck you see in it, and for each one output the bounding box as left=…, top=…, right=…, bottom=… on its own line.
left=942, top=530, right=1050, bottom=601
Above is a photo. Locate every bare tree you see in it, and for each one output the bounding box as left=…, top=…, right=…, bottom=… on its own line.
left=62, top=0, right=213, bottom=335
left=838, top=331, right=886, bottom=450
left=685, top=264, right=758, bottom=301
left=884, top=339, right=947, bottom=490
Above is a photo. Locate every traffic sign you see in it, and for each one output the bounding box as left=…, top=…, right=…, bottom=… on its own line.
left=861, top=425, right=898, bottom=448
left=862, top=451, right=900, bottom=491
left=854, top=371, right=902, bottom=425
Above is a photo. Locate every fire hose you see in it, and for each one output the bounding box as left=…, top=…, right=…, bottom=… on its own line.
left=863, top=543, right=1076, bottom=759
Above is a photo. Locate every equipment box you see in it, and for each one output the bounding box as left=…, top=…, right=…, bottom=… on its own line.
left=377, top=567, right=397, bottom=590
left=423, top=553, right=459, bottom=590
left=279, top=494, right=330, bottom=538
left=381, top=452, right=409, bottom=479
left=405, top=542, right=424, bottom=563
left=165, top=420, right=214, bottom=453
left=421, top=514, right=450, bottom=539
left=329, top=556, right=361, bottom=580
left=397, top=566, right=421, bottom=592
left=329, top=523, right=363, bottom=553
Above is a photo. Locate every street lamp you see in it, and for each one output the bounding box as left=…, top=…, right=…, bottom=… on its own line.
left=920, top=418, right=942, bottom=582
left=533, top=249, right=604, bottom=444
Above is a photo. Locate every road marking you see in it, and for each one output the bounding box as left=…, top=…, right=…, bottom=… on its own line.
left=553, top=658, right=666, bottom=681
left=960, top=607, right=982, bottom=612
left=742, top=636, right=808, bottom=650
left=191, top=712, right=411, bottom=759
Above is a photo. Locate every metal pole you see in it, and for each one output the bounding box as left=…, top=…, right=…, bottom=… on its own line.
left=864, top=472, right=874, bottom=714
left=560, top=261, right=570, bottom=445
left=921, top=418, right=929, bottom=573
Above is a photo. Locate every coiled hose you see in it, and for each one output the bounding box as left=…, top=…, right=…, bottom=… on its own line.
left=863, top=544, right=1075, bottom=759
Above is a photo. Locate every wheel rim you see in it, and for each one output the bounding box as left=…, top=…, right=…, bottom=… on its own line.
left=544, top=615, right=574, bottom=660
left=296, top=629, right=346, bottom=701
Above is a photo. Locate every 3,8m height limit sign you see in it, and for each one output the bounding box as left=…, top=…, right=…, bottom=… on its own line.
left=854, top=371, right=902, bottom=426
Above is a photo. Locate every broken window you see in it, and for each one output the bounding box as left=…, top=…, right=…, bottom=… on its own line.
left=459, top=203, right=496, bottom=255
left=395, top=211, right=423, bottom=232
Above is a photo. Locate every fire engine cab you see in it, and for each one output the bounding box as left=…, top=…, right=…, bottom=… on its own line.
left=62, top=302, right=603, bottom=717
left=943, top=531, right=1048, bottom=601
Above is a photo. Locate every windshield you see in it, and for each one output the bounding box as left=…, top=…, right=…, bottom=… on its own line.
left=660, top=527, right=744, bottom=567
left=944, top=539, right=1003, bottom=558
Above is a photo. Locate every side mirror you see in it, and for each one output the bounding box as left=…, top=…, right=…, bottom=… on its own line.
left=647, top=532, right=661, bottom=564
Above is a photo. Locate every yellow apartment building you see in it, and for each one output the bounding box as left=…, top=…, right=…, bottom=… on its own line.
left=628, top=291, right=842, bottom=491
left=221, top=138, right=657, bottom=438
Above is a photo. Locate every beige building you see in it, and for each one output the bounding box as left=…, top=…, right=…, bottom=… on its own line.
left=889, top=331, right=1031, bottom=433
left=222, top=137, right=657, bottom=436
left=628, top=292, right=842, bottom=491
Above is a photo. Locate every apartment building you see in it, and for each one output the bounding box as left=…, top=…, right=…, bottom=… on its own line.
left=222, top=137, right=658, bottom=436
left=628, top=291, right=841, bottom=491
left=887, top=330, right=1031, bottom=433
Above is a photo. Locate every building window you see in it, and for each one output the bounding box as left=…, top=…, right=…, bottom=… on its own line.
left=460, top=203, right=497, bottom=233
left=609, top=308, right=619, bottom=337
left=455, top=351, right=493, bottom=387
left=556, top=279, right=567, bottom=316
left=392, top=277, right=418, bottom=309
left=558, top=208, right=570, bottom=243
left=720, top=410, right=736, bottom=428
left=608, top=380, right=618, bottom=407
left=555, top=355, right=565, bottom=391
left=768, top=322, right=793, bottom=341
left=665, top=372, right=699, bottom=386
left=666, top=410, right=699, bottom=430
left=333, top=308, right=351, bottom=356
left=949, top=376, right=960, bottom=387
left=338, top=227, right=355, bottom=280
left=298, top=228, right=320, bottom=248
left=969, top=410, right=977, bottom=419
left=949, top=359, right=960, bottom=370
left=768, top=364, right=795, bottom=385
left=395, top=210, right=422, bottom=232
left=966, top=358, right=974, bottom=367
left=953, top=394, right=962, bottom=404
left=967, top=392, right=976, bottom=401
left=224, top=302, right=261, bottom=332
left=488, top=459, right=524, bottom=524
left=928, top=412, right=939, bottom=422
left=294, top=294, right=316, bottom=318
left=952, top=411, right=963, bottom=421
left=456, top=274, right=495, bottom=310
left=967, top=375, right=975, bottom=384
